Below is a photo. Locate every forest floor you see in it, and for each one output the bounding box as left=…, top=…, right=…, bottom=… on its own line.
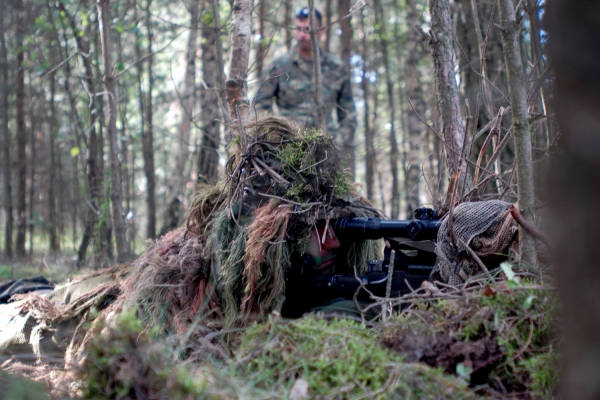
left=0, top=263, right=558, bottom=399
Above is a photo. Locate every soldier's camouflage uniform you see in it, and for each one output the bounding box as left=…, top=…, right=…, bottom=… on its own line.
left=254, top=48, right=357, bottom=162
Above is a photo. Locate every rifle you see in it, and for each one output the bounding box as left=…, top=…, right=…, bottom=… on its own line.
left=283, top=208, right=442, bottom=317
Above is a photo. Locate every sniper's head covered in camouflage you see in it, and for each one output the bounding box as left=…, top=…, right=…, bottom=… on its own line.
left=254, top=8, right=357, bottom=162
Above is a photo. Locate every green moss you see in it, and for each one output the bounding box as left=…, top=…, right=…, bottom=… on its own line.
left=519, top=351, right=558, bottom=399
left=231, top=316, right=473, bottom=399
left=378, top=281, right=558, bottom=396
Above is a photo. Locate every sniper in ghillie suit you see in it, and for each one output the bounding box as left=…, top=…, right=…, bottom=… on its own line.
left=0, top=118, right=557, bottom=399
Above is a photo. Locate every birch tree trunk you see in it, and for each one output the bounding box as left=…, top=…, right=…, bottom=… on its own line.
left=0, top=0, right=13, bottom=259
left=98, top=0, right=130, bottom=262
left=165, top=0, right=199, bottom=230
left=226, top=0, right=254, bottom=124
left=546, top=1, right=600, bottom=397
left=498, top=0, right=536, bottom=268
left=428, top=0, right=468, bottom=203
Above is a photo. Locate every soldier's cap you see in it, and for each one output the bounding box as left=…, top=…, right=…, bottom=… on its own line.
left=296, top=7, right=322, bottom=26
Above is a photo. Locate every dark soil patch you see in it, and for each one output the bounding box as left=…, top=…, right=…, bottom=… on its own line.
left=381, top=332, right=504, bottom=386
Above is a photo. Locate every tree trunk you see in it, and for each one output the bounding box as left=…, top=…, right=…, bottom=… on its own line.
left=498, top=0, right=536, bottom=269
left=48, top=72, right=60, bottom=253
left=226, top=0, right=254, bottom=124
left=428, top=0, right=468, bottom=204
left=374, top=0, right=400, bottom=218
left=165, top=0, right=199, bottom=233
left=324, top=0, right=332, bottom=52
left=210, top=0, right=229, bottom=127
left=27, top=82, right=36, bottom=257
left=198, top=0, right=221, bottom=184
left=359, top=9, right=374, bottom=201
left=15, top=0, right=27, bottom=257
left=135, top=0, right=157, bottom=240
left=308, top=0, right=326, bottom=131
left=98, top=0, right=130, bottom=262
left=255, top=0, right=267, bottom=78
left=546, top=1, right=600, bottom=398
left=405, top=0, right=426, bottom=214
left=283, top=0, right=292, bottom=53
left=0, top=0, right=13, bottom=259
left=115, top=22, right=133, bottom=253
left=337, top=0, right=355, bottom=177
left=58, top=1, right=109, bottom=266
left=338, top=0, right=352, bottom=67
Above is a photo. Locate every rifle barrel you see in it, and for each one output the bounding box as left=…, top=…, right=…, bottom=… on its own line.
left=334, top=217, right=441, bottom=241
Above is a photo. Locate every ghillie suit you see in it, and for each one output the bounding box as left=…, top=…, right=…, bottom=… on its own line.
left=118, top=117, right=382, bottom=336
left=430, top=200, right=519, bottom=285
left=0, top=118, right=381, bottom=368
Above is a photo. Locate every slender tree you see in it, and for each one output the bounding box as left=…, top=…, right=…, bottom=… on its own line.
left=428, top=0, right=468, bottom=205
left=15, top=0, right=27, bottom=257
left=98, top=0, right=130, bottom=262
left=337, top=0, right=355, bottom=177
left=164, top=0, right=200, bottom=232
left=359, top=9, right=374, bottom=201
left=131, top=0, right=157, bottom=241
left=197, top=1, right=222, bottom=184
left=308, top=0, right=325, bottom=130
left=255, top=0, right=268, bottom=78
left=0, top=0, right=12, bottom=259
left=58, top=2, right=110, bottom=266
left=283, top=0, right=293, bottom=52
left=48, top=71, right=60, bottom=253
left=405, top=0, right=426, bottom=213
left=374, top=0, right=400, bottom=218
left=226, top=0, right=254, bottom=124
left=498, top=0, right=536, bottom=268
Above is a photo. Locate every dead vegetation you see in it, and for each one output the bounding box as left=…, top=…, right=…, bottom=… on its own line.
left=6, top=268, right=551, bottom=399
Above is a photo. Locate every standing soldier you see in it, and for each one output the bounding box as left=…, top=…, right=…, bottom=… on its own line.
left=254, top=7, right=357, bottom=175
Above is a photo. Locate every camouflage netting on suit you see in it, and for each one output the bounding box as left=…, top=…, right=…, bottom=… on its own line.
left=430, top=200, right=518, bottom=286
left=0, top=117, right=383, bottom=365
left=0, top=273, right=121, bottom=364
left=119, top=117, right=382, bottom=333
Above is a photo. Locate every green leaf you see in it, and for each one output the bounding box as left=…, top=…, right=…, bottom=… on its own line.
left=70, top=146, right=80, bottom=157
left=117, top=62, right=125, bottom=71
left=506, top=279, right=520, bottom=289
left=523, top=295, right=537, bottom=310
left=500, top=262, right=515, bottom=280
left=115, top=22, right=124, bottom=33
left=456, top=363, right=472, bottom=383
